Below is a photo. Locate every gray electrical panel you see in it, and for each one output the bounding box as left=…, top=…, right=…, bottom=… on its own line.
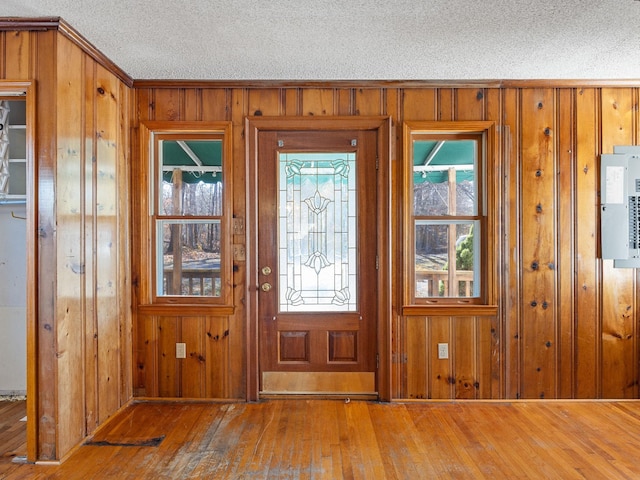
left=601, top=145, right=640, bottom=268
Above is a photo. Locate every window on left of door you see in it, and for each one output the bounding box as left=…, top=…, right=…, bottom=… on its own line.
left=140, top=122, right=233, bottom=306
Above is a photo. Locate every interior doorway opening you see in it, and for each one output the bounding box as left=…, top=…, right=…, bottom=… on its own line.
left=0, top=82, right=36, bottom=462
left=0, top=95, right=27, bottom=399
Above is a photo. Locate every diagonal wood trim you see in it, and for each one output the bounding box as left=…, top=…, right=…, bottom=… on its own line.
left=56, top=19, right=133, bottom=87
left=0, top=17, right=133, bottom=87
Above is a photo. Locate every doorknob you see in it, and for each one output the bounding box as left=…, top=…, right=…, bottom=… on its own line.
left=261, top=266, right=272, bottom=276
left=261, top=282, right=272, bottom=292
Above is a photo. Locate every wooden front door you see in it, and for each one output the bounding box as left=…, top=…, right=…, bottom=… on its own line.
left=256, top=129, right=378, bottom=397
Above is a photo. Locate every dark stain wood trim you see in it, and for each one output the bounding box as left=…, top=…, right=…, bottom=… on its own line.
left=0, top=17, right=60, bottom=31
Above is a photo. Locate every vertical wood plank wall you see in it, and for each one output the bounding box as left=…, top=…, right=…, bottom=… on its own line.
left=3, top=20, right=640, bottom=457
left=132, top=88, right=244, bottom=400
left=133, top=84, right=640, bottom=401
left=0, top=29, right=132, bottom=460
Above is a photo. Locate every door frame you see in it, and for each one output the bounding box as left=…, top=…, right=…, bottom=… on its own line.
left=0, top=81, right=37, bottom=460
left=245, top=116, right=392, bottom=401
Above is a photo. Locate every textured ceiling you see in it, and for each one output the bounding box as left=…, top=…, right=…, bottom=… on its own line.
left=2, top=0, right=640, bottom=80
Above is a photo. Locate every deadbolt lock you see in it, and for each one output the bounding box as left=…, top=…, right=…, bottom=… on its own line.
left=261, top=282, right=272, bottom=292
left=261, top=266, right=272, bottom=276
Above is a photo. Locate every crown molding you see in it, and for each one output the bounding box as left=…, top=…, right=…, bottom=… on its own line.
left=132, top=78, right=640, bottom=89
left=0, top=17, right=133, bottom=88
left=0, top=16, right=60, bottom=30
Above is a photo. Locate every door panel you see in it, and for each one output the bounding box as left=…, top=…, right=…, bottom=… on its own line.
left=257, top=130, right=378, bottom=396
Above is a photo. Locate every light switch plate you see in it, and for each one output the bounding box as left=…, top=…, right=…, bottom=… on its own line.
left=438, top=343, right=449, bottom=359
left=176, top=343, right=186, bottom=359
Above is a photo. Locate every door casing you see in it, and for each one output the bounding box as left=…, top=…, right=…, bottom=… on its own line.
left=0, top=81, right=37, bottom=460
left=245, top=116, right=392, bottom=401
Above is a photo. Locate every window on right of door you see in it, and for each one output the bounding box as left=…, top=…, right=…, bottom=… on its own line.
left=404, top=122, right=495, bottom=306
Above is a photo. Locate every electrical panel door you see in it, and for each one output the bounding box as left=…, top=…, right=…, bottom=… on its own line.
left=601, top=145, right=640, bottom=267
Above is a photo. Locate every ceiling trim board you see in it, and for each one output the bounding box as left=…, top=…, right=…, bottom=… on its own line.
left=132, top=79, right=640, bottom=89
left=0, top=17, right=133, bottom=87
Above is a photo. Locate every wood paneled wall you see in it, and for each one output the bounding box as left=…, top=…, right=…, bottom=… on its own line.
left=0, top=26, right=132, bottom=461
left=4, top=17, right=640, bottom=459
left=135, top=315, right=234, bottom=398
left=133, top=84, right=640, bottom=402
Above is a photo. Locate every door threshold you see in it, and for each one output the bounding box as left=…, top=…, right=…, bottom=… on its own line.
left=259, top=392, right=379, bottom=401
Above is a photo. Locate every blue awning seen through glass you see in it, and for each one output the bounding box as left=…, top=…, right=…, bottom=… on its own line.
left=413, top=140, right=475, bottom=184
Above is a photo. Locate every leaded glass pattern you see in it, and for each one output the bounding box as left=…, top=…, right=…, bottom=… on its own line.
left=278, top=152, right=357, bottom=312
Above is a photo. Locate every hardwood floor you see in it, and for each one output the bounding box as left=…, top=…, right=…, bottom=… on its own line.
left=0, top=400, right=27, bottom=469
left=3, top=399, right=640, bottom=479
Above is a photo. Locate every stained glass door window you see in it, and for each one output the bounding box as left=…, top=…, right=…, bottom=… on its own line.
left=278, top=152, right=357, bottom=312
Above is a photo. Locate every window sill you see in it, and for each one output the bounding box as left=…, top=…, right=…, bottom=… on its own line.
left=138, top=304, right=235, bottom=316
left=402, top=304, right=498, bottom=317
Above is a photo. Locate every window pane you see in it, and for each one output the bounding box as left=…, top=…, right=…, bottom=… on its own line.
left=157, top=220, right=221, bottom=297
left=413, top=140, right=477, bottom=216
left=415, top=220, right=479, bottom=298
left=161, top=180, right=223, bottom=216
left=8, top=125, right=26, bottom=159
left=8, top=161, right=26, bottom=196
left=159, top=139, right=223, bottom=216
left=278, top=152, right=357, bottom=312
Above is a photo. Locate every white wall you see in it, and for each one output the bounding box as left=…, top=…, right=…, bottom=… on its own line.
left=0, top=203, right=27, bottom=394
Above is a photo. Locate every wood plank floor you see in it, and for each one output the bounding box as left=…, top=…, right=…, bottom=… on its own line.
left=0, top=399, right=27, bottom=469
left=3, top=399, right=640, bottom=479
